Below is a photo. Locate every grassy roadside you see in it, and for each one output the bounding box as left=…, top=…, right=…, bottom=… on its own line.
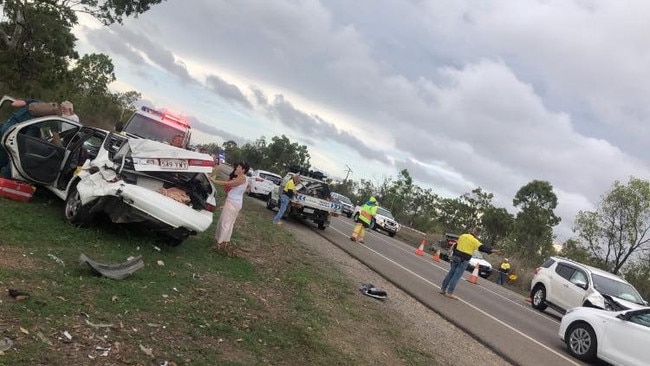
left=0, top=188, right=439, bottom=365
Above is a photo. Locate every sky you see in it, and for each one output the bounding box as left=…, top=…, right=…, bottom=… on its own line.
left=72, top=0, right=650, bottom=241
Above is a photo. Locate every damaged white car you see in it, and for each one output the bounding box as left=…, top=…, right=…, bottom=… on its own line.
left=1, top=116, right=216, bottom=245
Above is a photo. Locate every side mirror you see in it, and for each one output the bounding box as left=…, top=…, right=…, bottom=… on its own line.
left=574, top=280, right=588, bottom=290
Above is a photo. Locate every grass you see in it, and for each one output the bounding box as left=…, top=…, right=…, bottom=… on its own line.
left=0, top=187, right=440, bottom=365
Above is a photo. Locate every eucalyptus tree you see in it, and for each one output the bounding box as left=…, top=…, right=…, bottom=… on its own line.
left=573, top=177, right=650, bottom=274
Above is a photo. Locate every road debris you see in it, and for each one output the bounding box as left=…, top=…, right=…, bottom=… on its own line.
left=7, top=289, right=29, bottom=301
left=359, top=283, right=388, bottom=300
left=84, top=319, right=116, bottom=329
left=79, top=253, right=144, bottom=280
left=0, top=337, right=13, bottom=352
left=47, top=253, right=65, bottom=266
left=139, top=344, right=154, bottom=357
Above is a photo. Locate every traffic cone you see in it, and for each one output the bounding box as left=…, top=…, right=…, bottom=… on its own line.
left=467, top=264, right=479, bottom=284
left=432, top=249, right=441, bottom=262
left=415, top=239, right=425, bottom=256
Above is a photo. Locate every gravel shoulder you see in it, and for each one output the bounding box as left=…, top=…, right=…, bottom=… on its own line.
left=285, top=221, right=512, bottom=366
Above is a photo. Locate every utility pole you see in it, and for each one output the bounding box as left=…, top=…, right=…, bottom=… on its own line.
left=343, top=164, right=353, bottom=184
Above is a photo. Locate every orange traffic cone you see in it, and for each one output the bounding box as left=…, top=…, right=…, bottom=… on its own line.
left=432, top=249, right=441, bottom=262
left=467, top=264, right=479, bottom=284
left=415, top=239, right=425, bottom=256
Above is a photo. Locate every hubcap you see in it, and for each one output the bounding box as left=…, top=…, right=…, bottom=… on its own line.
left=65, top=191, right=81, bottom=219
left=569, top=328, right=592, bottom=355
left=533, top=289, right=544, bottom=305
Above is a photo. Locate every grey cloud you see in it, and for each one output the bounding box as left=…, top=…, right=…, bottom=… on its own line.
left=205, top=75, right=253, bottom=109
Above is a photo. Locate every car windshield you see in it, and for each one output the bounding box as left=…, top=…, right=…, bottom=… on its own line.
left=260, top=172, right=281, bottom=185
left=592, top=274, right=645, bottom=304
left=377, top=207, right=395, bottom=219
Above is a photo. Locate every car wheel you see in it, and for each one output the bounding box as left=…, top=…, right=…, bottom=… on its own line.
left=353, top=213, right=359, bottom=221
left=531, top=284, right=548, bottom=311
left=346, top=213, right=352, bottom=218
left=64, top=184, right=94, bottom=226
left=266, top=195, right=275, bottom=210
left=565, top=322, right=598, bottom=361
left=388, top=232, right=396, bottom=237
left=317, top=222, right=326, bottom=230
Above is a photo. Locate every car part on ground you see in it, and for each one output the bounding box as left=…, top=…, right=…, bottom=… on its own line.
left=530, top=256, right=647, bottom=314
left=79, top=253, right=144, bottom=280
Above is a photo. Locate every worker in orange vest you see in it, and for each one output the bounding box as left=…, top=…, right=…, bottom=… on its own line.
left=350, top=196, right=378, bottom=244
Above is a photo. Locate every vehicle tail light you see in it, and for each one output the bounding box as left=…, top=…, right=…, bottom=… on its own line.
left=534, top=267, right=541, bottom=274
left=205, top=202, right=216, bottom=212
left=188, top=159, right=214, bottom=167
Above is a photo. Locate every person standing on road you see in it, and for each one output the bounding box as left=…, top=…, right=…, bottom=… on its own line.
left=209, top=161, right=250, bottom=253
left=440, top=227, right=502, bottom=300
left=496, top=258, right=511, bottom=285
left=272, top=174, right=301, bottom=225
left=350, top=196, right=378, bottom=244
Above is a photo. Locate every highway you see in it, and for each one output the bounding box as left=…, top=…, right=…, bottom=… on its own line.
left=307, top=214, right=610, bottom=366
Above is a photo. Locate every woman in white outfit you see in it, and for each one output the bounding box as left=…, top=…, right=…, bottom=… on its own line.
left=208, top=161, right=250, bottom=251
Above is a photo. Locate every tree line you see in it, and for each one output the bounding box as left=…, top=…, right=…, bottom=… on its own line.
left=3, top=0, right=648, bottom=300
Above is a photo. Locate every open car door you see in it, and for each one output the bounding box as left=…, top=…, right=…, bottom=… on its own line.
left=2, top=117, right=81, bottom=184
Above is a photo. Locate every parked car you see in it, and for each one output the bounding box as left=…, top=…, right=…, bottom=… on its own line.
left=530, top=256, right=647, bottom=314
left=1, top=115, right=217, bottom=245
left=559, top=306, right=650, bottom=365
left=248, top=169, right=282, bottom=198
left=467, top=251, right=493, bottom=279
left=330, top=192, right=354, bottom=218
left=352, top=205, right=400, bottom=237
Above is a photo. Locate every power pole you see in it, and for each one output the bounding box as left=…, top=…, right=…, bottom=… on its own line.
left=343, top=164, right=353, bottom=184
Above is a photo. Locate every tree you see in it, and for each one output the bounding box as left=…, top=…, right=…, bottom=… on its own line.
left=573, top=177, right=650, bottom=274
left=264, top=135, right=310, bottom=173
left=481, top=206, right=514, bottom=246
left=510, top=180, right=560, bottom=264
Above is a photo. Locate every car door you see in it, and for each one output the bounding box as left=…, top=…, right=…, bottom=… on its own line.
left=553, top=264, right=588, bottom=310
left=2, top=117, right=80, bottom=184
left=599, top=309, right=650, bottom=365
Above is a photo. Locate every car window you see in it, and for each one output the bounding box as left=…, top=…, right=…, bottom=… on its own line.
left=569, top=270, right=588, bottom=286
left=260, top=173, right=281, bottom=185
left=377, top=207, right=395, bottom=219
left=540, top=258, right=555, bottom=268
left=592, top=274, right=645, bottom=304
left=338, top=195, right=352, bottom=204
left=628, top=310, right=650, bottom=328
left=555, top=263, right=576, bottom=281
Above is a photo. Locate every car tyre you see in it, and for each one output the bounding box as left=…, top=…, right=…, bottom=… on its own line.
left=565, top=322, right=597, bottom=361
left=64, top=184, right=94, bottom=226
left=266, top=195, right=275, bottom=210
left=531, top=284, right=548, bottom=311
left=388, top=232, right=396, bottom=237
left=317, top=222, right=326, bottom=230
left=353, top=212, right=359, bottom=221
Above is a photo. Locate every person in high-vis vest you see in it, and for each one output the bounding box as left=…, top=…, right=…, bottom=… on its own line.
left=496, top=258, right=510, bottom=285
left=350, top=196, right=379, bottom=243
left=272, top=174, right=301, bottom=225
left=439, top=227, right=502, bottom=300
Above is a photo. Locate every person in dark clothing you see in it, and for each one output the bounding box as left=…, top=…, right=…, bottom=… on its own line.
left=439, top=227, right=502, bottom=300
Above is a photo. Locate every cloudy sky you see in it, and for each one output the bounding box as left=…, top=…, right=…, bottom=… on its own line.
left=73, top=0, right=650, bottom=241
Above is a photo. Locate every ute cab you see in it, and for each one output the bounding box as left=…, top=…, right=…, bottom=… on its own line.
left=120, top=106, right=192, bottom=149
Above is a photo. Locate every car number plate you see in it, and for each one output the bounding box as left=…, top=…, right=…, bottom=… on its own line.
left=303, top=208, right=314, bottom=214
left=160, top=159, right=188, bottom=170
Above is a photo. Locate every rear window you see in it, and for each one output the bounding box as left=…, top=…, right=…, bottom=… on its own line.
left=555, top=263, right=576, bottom=280
left=260, top=173, right=281, bottom=185
left=540, top=258, right=555, bottom=268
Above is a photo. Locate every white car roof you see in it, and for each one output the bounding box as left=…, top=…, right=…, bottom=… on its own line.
left=255, top=169, right=281, bottom=177
left=554, top=257, right=631, bottom=284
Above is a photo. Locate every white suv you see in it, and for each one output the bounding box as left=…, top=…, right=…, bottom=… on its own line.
left=530, top=257, right=647, bottom=314
left=248, top=169, right=282, bottom=198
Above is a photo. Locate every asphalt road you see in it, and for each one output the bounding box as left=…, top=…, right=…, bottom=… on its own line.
left=230, top=165, right=607, bottom=366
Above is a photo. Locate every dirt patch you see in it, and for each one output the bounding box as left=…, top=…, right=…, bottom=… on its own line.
left=0, top=247, right=40, bottom=271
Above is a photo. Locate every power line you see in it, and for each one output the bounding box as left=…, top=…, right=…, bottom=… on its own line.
left=343, top=164, right=353, bottom=183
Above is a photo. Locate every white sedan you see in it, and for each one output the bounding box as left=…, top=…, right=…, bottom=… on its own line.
left=559, top=305, right=650, bottom=365
left=2, top=115, right=216, bottom=245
